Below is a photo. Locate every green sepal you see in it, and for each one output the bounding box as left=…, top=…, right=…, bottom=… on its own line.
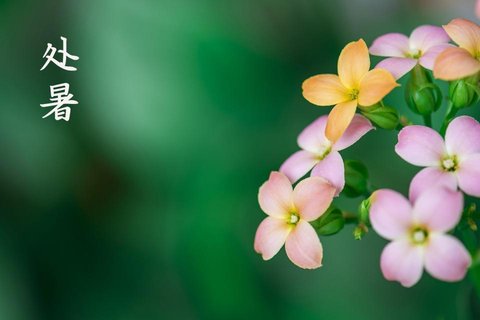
left=404, top=65, right=442, bottom=115
left=311, top=206, right=345, bottom=236
left=449, top=74, right=480, bottom=109
left=359, top=103, right=399, bottom=130
left=342, top=159, right=369, bottom=198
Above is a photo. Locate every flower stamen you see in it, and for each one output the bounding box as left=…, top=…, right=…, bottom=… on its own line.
left=349, top=88, right=359, bottom=100
left=287, top=212, right=299, bottom=225
left=441, top=155, right=458, bottom=172
left=410, top=226, right=429, bottom=245
left=407, top=49, right=422, bottom=59
left=316, top=145, right=332, bottom=160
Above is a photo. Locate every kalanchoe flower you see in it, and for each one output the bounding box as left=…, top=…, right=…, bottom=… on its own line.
left=370, top=186, right=470, bottom=287
left=280, top=114, right=373, bottom=194
left=370, top=25, right=451, bottom=79
left=302, top=39, right=398, bottom=143
left=254, top=172, right=336, bottom=269
left=395, top=116, right=480, bottom=200
left=434, top=18, right=480, bottom=80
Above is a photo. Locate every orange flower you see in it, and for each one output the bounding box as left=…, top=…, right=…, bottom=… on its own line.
left=434, top=18, right=480, bottom=81
left=302, top=39, right=398, bottom=142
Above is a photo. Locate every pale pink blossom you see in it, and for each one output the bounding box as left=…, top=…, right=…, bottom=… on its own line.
left=254, top=172, right=336, bottom=269
left=395, top=116, right=480, bottom=201
left=370, top=186, right=470, bottom=287
left=370, top=25, right=451, bottom=79
left=280, top=114, right=373, bottom=195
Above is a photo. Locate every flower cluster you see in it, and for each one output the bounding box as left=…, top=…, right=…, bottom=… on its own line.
left=255, top=17, right=480, bottom=288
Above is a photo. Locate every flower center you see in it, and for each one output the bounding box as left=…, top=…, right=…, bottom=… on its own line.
left=287, top=212, right=299, bottom=225
left=316, top=144, right=332, bottom=160
left=441, top=155, right=458, bottom=172
left=408, top=48, right=422, bottom=59
left=410, top=226, right=429, bottom=245
left=349, top=88, right=359, bottom=100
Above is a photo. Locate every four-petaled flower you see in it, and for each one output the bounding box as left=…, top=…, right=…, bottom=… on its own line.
left=302, top=39, right=398, bottom=143
left=434, top=18, right=480, bottom=80
left=370, top=186, right=471, bottom=287
left=254, top=172, right=336, bottom=269
left=255, top=19, right=479, bottom=282
left=280, top=114, right=373, bottom=194
left=395, top=116, right=480, bottom=201
left=370, top=25, right=451, bottom=79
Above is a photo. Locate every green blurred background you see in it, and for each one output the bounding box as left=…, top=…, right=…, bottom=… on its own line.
left=1, top=0, right=480, bottom=319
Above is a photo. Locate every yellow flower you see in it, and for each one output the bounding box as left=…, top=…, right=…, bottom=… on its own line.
left=302, top=39, right=399, bottom=142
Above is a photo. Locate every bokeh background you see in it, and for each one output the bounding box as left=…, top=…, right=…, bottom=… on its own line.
left=1, top=0, right=480, bottom=319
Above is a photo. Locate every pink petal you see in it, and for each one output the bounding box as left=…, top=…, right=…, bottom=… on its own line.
left=412, top=187, right=463, bottom=233
left=408, top=167, right=457, bottom=203
left=297, top=115, right=330, bottom=153
left=310, top=151, right=345, bottom=196
left=375, top=57, right=417, bottom=80
left=334, top=114, right=374, bottom=151
left=445, top=116, right=480, bottom=156
left=254, top=217, right=291, bottom=260
left=409, top=25, right=451, bottom=53
left=280, top=151, right=318, bottom=184
left=380, top=239, right=424, bottom=287
left=285, top=220, right=323, bottom=269
left=457, top=154, right=480, bottom=197
left=477, top=0, right=480, bottom=19
left=395, top=125, right=446, bottom=167
left=293, top=176, right=335, bottom=222
left=419, top=44, right=452, bottom=70
left=369, top=33, right=410, bottom=57
left=424, top=234, right=471, bottom=282
left=258, top=172, right=293, bottom=218
left=370, top=189, right=413, bottom=240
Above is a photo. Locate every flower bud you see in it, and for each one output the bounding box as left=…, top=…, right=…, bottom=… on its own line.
left=342, top=160, right=369, bottom=198
left=353, top=198, right=371, bottom=240
left=359, top=104, right=399, bottom=130
left=449, top=74, right=480, bottom=109
left=311, top=207, right=345, bottom=236
left=358, top=198, right=371, bottom=224
left=404, top=65, right=442, bottom=115
left=353, top=223, right=368, bottom=240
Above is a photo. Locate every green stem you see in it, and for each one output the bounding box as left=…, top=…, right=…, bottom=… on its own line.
left=440, top=101, right=456, bottom=135
left=468, top=251, right=480, bottom=300
left=422, top=114, right=432, bottom=128
left=396, top=115, right=411, bottom=131
left=342, top=212, right=358, bottom=225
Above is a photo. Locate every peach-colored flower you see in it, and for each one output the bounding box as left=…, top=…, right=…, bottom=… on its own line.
left=254, top=172, right=336, bottom=269
left=434, top=18, right=480, bottom=80
left=302, top=39, right=398, bottom=143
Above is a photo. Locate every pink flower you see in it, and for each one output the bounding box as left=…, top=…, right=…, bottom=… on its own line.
left=395, top=116, right=480, bottom=201
left=254, top=172, right=336, bottom=269
left=370, top=25, right=451, bottom=79
left=370, top=186, right=470, bottom=287
left=280, top=114, right=373, bottom=195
